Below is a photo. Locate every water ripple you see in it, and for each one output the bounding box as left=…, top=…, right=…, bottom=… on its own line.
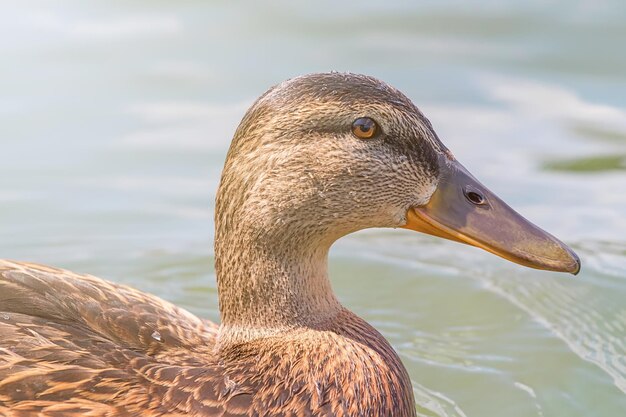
left=478, top=256, right=626, bottom=394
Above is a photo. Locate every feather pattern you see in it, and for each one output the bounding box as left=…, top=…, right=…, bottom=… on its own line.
left=0, top=260, right=415, bottom=416
left=0, top=73, right=448, bottom=416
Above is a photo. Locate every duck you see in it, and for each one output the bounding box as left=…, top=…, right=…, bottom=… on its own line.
left=0, top=72, right=580, bottom=417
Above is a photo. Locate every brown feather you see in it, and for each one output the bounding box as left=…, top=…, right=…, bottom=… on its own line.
left=0, top=260, right=415, bottom=416
left=0, top=73, right=446, bottom=416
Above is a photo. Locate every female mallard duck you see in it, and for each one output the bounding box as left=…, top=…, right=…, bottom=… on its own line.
left=0, top=73, right=579, bottom=416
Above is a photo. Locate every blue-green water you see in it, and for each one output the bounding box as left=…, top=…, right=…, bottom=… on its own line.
left=1, top=1, right=626, bottom=416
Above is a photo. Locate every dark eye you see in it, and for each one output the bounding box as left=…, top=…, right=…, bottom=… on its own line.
left=351, top=117, right=379, bottom=139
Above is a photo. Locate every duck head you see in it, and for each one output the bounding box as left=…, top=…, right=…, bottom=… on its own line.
left=217, top=72, right=580, bottom=277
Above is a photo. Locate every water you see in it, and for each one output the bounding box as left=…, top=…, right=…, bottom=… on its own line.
left=1, top=1, right=625, bottom=416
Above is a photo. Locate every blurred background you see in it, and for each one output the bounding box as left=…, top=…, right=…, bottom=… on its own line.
left=1, top=1, right=625, bottom=416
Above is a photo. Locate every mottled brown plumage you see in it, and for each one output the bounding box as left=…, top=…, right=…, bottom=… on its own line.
left=1, top=73, right=432, bottom=417
left=0, top=72, right=579, bottom=416
left=0, top=261, right=412, bottom=417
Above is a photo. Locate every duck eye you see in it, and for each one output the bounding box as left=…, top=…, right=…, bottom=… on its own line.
left=351, top=117, right=378, bottom=139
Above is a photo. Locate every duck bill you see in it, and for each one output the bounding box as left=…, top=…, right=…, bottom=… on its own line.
left=404, top=154, right=581, bottom=274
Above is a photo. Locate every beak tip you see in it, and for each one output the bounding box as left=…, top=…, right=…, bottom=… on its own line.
left=570, top=254, right=582, bottom=276
left=562, top=247, right=581, bottom=276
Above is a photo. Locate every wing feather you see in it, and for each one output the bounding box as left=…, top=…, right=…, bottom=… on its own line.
left=0, top=260, right=230, bottom=416
left=0, top=260, right=218, bottom=352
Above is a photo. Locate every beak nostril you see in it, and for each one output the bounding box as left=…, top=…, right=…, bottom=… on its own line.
left=465, top=190, right=485, bottom=205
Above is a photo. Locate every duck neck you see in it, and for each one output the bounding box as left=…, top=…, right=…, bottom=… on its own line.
left=214, top=226, right=342, bottom=343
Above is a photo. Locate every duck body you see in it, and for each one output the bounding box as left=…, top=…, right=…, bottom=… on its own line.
left=0, top=261, right=413, bottom=416
left=0, top=73, right=579, bottom=416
